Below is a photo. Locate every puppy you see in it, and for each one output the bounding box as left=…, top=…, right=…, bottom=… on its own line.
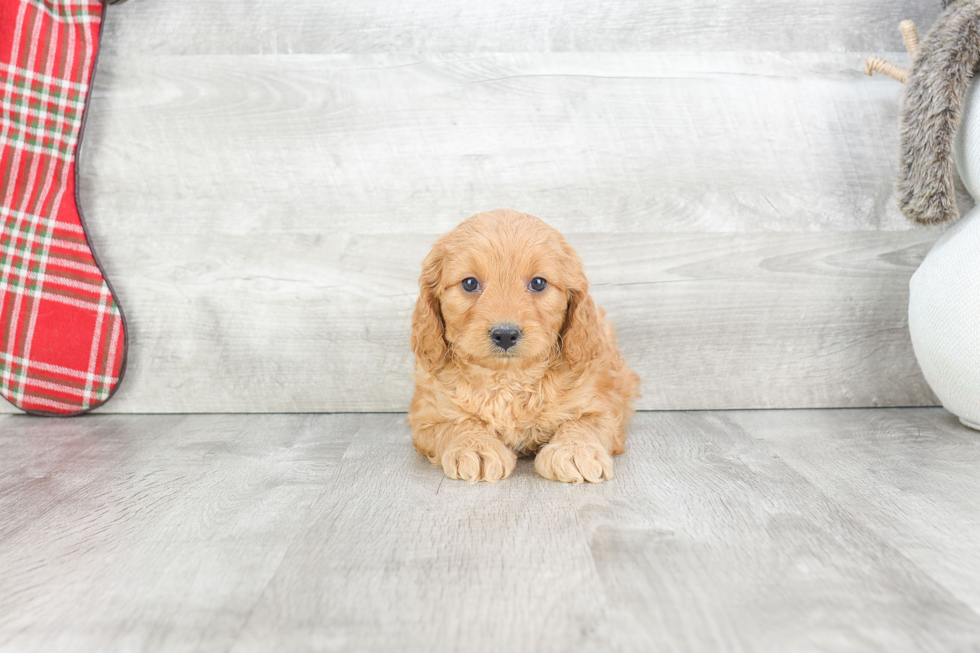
left=409, top=209, right=640, bottom=484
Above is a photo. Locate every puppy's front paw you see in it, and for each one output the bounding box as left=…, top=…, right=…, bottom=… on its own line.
left=535, top=439, right=614, bottom=484
left=441, top=437, right=517, bottom=483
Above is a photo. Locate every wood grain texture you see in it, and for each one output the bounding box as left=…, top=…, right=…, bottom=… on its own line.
left=0, top=413, right=359, bottom=651
left=51, top=49, right=947, bottom=413
left=0, top=231, right=938, bottom=414
left=0, top=4, right=951, bottom=413
left=99, top=1, right=942, bottom=55
left=569, top=410, right=980, bottom=652
left=80, top=52, right=928, bottom=235
left=3, top=410, right=979, bottom=651
left=732, top=408, right=980, bottom=615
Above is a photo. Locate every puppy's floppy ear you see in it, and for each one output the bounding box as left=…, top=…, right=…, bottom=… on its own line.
left=561, top=287, right=603, bottom=368
left=411, top=247, right=447, bottom=371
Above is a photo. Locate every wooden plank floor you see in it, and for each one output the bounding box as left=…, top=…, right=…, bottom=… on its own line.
left=1, top=409, right=979, bottom=651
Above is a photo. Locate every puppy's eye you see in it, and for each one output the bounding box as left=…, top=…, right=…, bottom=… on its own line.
left=528, top=277, right=548, bottom=292
left=461, top=277, right=480, bottom=293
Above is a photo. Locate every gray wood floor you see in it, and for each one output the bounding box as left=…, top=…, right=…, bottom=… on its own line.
left=2, top=409, right=979, bottom=651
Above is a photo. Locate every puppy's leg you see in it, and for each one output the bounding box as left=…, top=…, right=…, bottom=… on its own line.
left=442, top=433, right=517, bottom=483
left=535, top=416, right=617, bottom=484
left=415, top=420, right=517, bottom=483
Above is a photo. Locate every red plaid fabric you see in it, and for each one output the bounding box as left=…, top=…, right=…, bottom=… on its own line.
left=0, top=0, right=126, bottom=415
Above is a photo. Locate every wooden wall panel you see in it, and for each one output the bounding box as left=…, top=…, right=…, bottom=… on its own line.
left=0, top=2, right=948, bottom=412
left=1, top=230, right=933, bottom=413
left=79, top=53, right=931, bottom=235
left=100, top=1, right=942, bottom=55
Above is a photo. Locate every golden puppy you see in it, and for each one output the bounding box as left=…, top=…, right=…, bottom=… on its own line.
left=409, top=209, right=640, bottom=484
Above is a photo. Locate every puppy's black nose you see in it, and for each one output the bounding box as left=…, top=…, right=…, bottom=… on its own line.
left=490, top=324, right=522, bottom=351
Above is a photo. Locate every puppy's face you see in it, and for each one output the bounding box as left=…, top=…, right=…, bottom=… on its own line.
left=440, top=232, right=569, bottom=369
left=414, top=210, right=588, bottom=371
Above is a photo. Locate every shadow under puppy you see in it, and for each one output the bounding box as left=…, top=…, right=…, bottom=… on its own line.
left=409, top=209, right=640, bottom=483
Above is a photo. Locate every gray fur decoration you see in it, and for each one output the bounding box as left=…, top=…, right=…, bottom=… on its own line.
left=898, top=0, right=980, bottom=225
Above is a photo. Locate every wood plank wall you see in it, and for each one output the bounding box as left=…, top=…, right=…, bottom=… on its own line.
left=8, top=1, right=951, bottom=413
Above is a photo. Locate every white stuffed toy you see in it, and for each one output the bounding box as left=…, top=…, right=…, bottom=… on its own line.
left=909, top=83, right=980, bottom=429
left=867, top=1, right=980, bottom=429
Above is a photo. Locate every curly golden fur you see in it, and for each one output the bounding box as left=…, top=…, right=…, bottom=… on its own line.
left=409, top=209, right=640, bottom=484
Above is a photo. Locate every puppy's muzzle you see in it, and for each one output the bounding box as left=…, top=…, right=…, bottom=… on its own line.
left=489, top=324, right=522, bottom=352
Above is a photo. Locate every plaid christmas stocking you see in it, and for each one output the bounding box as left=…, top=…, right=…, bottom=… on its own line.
left=0, top=0, right=127, bottom=416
